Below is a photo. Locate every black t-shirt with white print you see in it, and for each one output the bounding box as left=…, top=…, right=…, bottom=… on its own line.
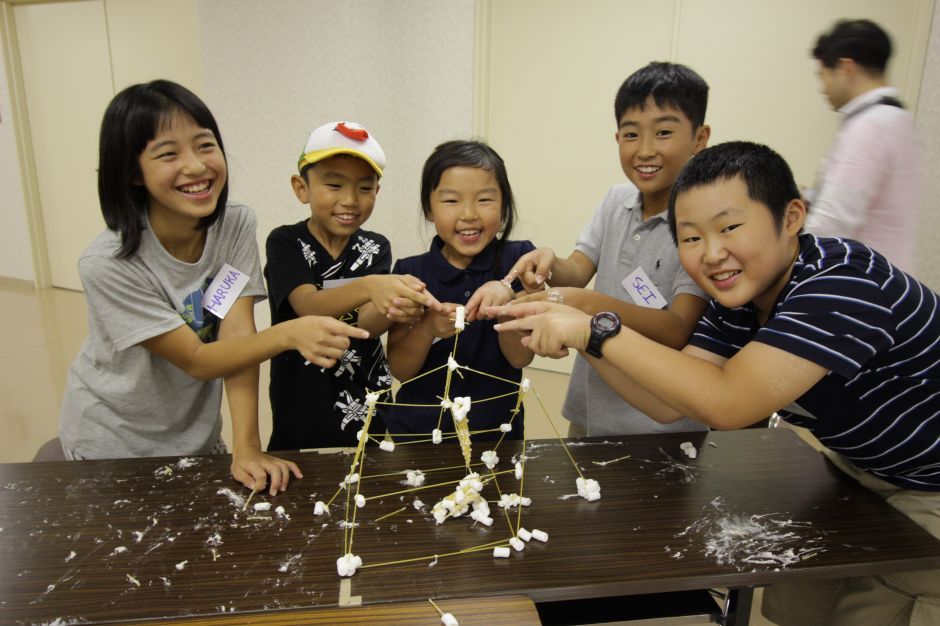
left=264, top=221, right=392, bottom=449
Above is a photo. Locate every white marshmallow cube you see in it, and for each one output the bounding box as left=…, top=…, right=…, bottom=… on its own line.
left=454, top=306, right=466, bottom=330
left=432, top=429, right=443, bottom=444
left=313, top=501, right=327, bottom=515
left=517, top=527, right=532, bottom=542
left=365, top=392, right=380, bottom=406
left=447, top=355, right=461, bottom=371
left=493, top=546, right=511, bottom=558
left=499, top=423, right=512, bottom=433
left=509, top=537, right=525, bottom=552
left=354, top=494, right=366, bottom=508
left=336, top=553, right=362, bottom=577
left=531, top=529, right=549, bottom=543
left=481, top=450, right=499, bottom=469
left=379, top=440, right=395, bottom=452
left=441, top=613, right=459, bottom=626
left=515, top=462, right=523, bottom=480
left=521, top=378, right=531, bottom=392
left=253, top=502, right=271, bottom=512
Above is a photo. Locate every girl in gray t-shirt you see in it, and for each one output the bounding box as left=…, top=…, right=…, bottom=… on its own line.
left=59, top=80, right=366, bottom=496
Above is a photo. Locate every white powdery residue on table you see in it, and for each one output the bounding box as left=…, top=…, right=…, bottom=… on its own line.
left=678, top=497, right=826, bottom=571
left=176, top=457, right=199, bottom=469
left=277, top=553, right=302, bottom=573
left=216, top=488, right=246, bottom=510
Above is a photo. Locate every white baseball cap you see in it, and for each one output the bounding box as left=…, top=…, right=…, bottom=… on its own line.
left=297, top=121, right=385, bottom=176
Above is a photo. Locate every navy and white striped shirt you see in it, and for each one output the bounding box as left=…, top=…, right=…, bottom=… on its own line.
left=689, top=234, right=940, bottom=491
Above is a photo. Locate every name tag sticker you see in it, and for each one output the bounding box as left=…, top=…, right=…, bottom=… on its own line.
left=203, top=263, right=249, bottom=319
left=622, top=266, right=667, bottom=309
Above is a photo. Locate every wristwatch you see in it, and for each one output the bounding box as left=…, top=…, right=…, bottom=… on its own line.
left=585, top=311, right=621, bottom=358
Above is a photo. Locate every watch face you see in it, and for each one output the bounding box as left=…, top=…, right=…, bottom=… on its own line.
left=594, top=312, right=618, bottom=331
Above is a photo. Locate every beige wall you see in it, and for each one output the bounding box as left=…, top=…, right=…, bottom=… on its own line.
left=0, top=6, right=32, bottom=283
left=482, top=0, right=934, bottom=288
left=916, top=4, right=940, bottom=291
left=1, top=0, right=938, bottom=294
left=197, top=0, right=477, bottom=337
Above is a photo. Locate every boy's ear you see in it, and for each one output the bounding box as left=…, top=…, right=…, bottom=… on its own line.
left=375, top=181, right=381, bottom=196
left=783, top=198, right=807, bottom=236
left=693, top=124, right=711, bottom=154
left=290, top=174, right=309, bottom=204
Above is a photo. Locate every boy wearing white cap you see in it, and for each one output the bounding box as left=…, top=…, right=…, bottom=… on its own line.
left=264, top=121, right=440, bottom=449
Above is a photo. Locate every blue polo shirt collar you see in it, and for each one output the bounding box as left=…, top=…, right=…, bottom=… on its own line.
left=429, top=235, right=499, bottom=283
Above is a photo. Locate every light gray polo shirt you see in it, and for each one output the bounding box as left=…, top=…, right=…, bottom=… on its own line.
left=562, top=184, right=708, bottom=435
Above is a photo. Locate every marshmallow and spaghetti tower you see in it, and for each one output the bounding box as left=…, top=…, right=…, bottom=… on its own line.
left=314, top=305, right=600, bottom=577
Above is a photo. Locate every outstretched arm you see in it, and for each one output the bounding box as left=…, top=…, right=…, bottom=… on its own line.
left=513, top=290, right=706, bottom=350
left=386, top=304, right=459, bottom=382
left=141, top=308, right=369, bottom=378
left=502, top=248, right=597, bottom=291
left=493, top=302, right=828, bottom=429
left=216, top=297, right=302, bottom=494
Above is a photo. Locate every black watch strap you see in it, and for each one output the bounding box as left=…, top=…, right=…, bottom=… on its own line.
left=586, top=311, right=621, bottom=358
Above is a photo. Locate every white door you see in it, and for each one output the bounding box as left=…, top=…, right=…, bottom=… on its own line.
left=13, top=0, right=205, bottom=291
left=14, top=0, right=113, bottom=291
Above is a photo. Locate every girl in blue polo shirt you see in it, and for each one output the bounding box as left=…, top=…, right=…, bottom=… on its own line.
left=385, top=140, right=534, bottom=440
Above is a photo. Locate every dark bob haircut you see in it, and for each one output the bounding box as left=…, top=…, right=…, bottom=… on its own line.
left=420, top=140, right=517, bottom=274
left=667, top=141, right=800, bottom=243
left=98, top=79, right=228, bottom=259
left=614, top=61, right=709, bottom=130
left=812, top=19, right=892, bottom=73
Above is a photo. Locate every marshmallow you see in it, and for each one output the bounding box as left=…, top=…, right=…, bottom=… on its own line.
left=470, top=510, right=493, bottom=526
left=365, top=392, right=380, bottom=406
left=686, top=448, right=697, bottom=459
left=509, top=537, right=525, bottom=552
left=515, top=462, right=523, bottom=480
left=499, top=423, right=513, bottom=433
left=441, top=613, right=459, bottom=626
left=454, top=306, right=466, bottom=330
left=576, top=477, right=601, bottom=501
left=451, top=396, right=471, bottom=422
left=336, top=553, right=362, bottom=577
left=275, top=506, right=286, bottom=517
left=356, top=429, right=364, bottom=441
left=447, top=355, right=461, bottom=371
left=517, top=527, right=532, bottom=542
left=432, top=429, right=443, bottom=444
left=355, top=494, right=366, bottom=508
left=406, top=470, right=426, bottom=487
left=680, top=441, right=693, bottom=451
left=481, top=450, right=499, bottom=469
left=521, top=378, right=531, bottom=392
left=493, top=546, right=511, bottom=558
left=520, top=497, right=532, bottom=507
left=379, top=440, right=395, bottom=452
left=253, top=502, right=271, bottom=512
left=313, top=501, right=327, bottom=515
left=531, top=529, right=549, bottom=543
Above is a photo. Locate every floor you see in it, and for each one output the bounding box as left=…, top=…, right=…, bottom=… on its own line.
left=0, top=281, right=777, bottom=625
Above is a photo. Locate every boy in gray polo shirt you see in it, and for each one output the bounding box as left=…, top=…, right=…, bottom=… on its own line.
left=504, top=62, right=710, bottom=435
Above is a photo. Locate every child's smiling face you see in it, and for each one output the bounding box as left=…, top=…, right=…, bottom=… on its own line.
left=138, top=113, right=226, bottom=225
left=429, top=166, right=503, bottom=269
left=616, top=98, right=709, bottom=213
left=293, top=155, right=379, bottom=251
left=674, top=176, right=804, bottom=322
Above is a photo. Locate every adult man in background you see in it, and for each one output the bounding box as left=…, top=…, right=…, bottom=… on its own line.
left=805, top=19, right=924, bottom=273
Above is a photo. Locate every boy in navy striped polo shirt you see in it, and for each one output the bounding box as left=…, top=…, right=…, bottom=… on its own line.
left=493, top=141, right=939, bottom=626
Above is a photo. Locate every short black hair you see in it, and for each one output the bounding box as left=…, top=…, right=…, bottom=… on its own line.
left=98, top=80, right=228, bottom=259
left=614, top=62, right=709, bottom=130
left=420, top=140, right=517, bottom=276
left=812, top=19, right=892, bottom=73
left=668, top=142, right=800, bottom=243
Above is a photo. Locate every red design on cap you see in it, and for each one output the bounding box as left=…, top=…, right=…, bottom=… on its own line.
left=334, top=122, right=369, bottom=142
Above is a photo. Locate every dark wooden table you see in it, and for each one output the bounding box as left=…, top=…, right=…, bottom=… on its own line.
left=2, top=429, right=939, bottom=625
